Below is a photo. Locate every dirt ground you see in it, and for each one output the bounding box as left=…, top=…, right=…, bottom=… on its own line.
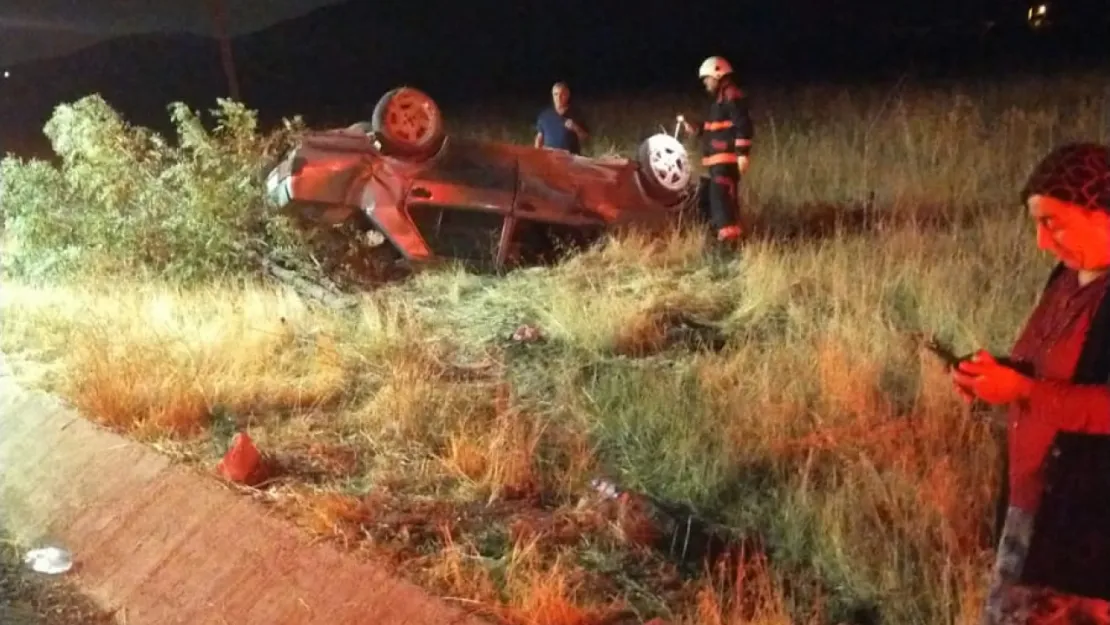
left=0, top=530, right=115, bottom=625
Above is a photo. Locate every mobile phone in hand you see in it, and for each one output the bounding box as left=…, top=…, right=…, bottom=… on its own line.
left=924, top=337, right=966, bottom=370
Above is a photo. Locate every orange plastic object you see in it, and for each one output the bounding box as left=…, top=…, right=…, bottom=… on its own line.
left=217, top=432, right=267, bottom=486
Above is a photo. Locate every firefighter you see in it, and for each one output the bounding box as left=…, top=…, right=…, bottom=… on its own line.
left=678, top=56, right=754, bottom=247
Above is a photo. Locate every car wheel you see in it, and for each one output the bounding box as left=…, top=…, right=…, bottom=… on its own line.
left=371, top=86, right=446, bottom=160
left=636, top=133, right=692, bottom=202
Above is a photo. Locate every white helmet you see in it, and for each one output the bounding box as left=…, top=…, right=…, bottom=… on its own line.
left=698, top=56, right=733, bottom=80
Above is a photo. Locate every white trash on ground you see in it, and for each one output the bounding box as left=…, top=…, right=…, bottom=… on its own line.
left=24, top=546, right=73, bottom=574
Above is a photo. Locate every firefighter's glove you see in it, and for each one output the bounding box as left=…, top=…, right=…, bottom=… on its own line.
left=738, top=156, right=750, bottom=175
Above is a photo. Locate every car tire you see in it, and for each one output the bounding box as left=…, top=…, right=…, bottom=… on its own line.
left=371, top=86, right=446, bottom=160
left=635, top=133, right=692, bottom=203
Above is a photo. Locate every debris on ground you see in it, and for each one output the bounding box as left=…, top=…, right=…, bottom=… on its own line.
left=23, top=547, right=72, bottom=575
left=510, top=324, right=546, bottom=344
left=582, top=477, right=754, bottom=568
left=613, top=308, right=728, bottom=358
left=1, top=530, right=114, bottom=624
left=216, top=431, right=270, bottom=486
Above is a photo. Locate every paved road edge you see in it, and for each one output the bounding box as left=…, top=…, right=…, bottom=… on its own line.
left=0, top=369, right=489, bottom=625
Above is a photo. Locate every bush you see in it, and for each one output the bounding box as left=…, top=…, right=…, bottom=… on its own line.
left=0, top=95, right=311, bottom=284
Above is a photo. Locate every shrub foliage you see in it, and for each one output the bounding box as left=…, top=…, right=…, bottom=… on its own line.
left=0, top=95, right=311, bottom=283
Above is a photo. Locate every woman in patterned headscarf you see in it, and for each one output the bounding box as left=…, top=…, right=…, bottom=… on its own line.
left=954, top=143, right=1110, bottom=624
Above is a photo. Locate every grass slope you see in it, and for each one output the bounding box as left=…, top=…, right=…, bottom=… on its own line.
left=2, top=72, right=1108, bottom=624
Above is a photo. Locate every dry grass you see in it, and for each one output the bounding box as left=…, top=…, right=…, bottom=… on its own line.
left=3, top=73, right=1108, bottom=624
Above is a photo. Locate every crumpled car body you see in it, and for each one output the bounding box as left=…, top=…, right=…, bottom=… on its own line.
left=264, top=86, right=695, bottom=271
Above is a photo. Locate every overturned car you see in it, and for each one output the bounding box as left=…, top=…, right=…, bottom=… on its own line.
left=264, top=86, right=696, bottom=272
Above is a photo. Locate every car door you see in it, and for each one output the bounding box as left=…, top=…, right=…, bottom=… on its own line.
left=401, top=138, right=518, bottom=268
left=503, top=149, right=609, bottom=267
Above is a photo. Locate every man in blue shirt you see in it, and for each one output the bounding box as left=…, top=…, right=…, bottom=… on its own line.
left=534, top=82, right=589, bottom=155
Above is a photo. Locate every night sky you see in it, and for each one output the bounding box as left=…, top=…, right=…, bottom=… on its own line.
left=4, top=1, right=1108, bottom=82
left=0, top=0, right=1108, bottom=155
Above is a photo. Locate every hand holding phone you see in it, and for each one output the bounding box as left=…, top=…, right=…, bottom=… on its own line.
left=923, top=337, right=967, bottom=370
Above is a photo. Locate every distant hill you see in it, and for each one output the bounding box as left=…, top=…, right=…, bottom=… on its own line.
left=0, top=29, right=107, bottom=73
left=0, top=32, right=224, bottom=156
left=0, top=0, right=353, bottom=68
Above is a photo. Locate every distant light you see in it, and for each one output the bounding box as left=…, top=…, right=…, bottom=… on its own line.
left=1028, top=3, right=1050, bottom=28
left=2, top=71, right=8, bottom=79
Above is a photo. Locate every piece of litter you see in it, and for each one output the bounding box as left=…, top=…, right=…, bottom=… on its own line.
left=24, top=546, right=73, bottom=574
left=510, top=324, right=544, bottom=343
left=590, top=477, right=621, bottom=500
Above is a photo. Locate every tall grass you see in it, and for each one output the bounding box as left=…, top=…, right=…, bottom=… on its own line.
left=2, top=73, right=1107, bottom=624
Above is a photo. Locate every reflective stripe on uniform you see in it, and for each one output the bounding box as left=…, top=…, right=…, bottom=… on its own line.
left=717, top=225, right=742, bottom=240
left=702, top=153, right=738, bottom=166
